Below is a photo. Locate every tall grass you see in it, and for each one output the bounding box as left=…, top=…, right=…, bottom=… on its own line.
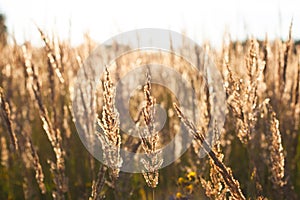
left=0, top=25, right=300, bottom=200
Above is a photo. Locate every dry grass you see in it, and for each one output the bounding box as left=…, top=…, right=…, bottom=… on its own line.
left=138, top=72, right=163, bottom=189
left=96, top=67, right=122, bottom=180
left=0, top=25, right=300, bottom=200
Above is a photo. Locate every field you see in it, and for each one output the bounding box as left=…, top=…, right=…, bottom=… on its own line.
left=0, top=23, right=300, bottom=200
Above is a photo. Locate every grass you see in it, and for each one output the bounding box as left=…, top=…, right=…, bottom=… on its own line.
left=0, top=24, right=300, bottom=200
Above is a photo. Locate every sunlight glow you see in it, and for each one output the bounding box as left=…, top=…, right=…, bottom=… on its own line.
left=0, top=0, right=299, bottom=47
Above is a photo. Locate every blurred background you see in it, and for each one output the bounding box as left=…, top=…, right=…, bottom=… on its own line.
left=0, top=0, right=299, bottom=47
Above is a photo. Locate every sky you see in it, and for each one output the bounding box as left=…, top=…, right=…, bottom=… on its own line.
left=0, top=0, right=299, bottom=48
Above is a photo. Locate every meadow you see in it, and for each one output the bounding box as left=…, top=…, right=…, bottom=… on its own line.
left=0, top=23, right=300, bottom=200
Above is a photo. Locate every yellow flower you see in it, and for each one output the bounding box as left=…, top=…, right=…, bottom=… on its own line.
left=176, top=192, right=182, bottom=198
left=187, top=171, right=196, bottom=182
left=177, top=177, right=185, bottom=185
left=185, top=184, right=193, bottom=194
